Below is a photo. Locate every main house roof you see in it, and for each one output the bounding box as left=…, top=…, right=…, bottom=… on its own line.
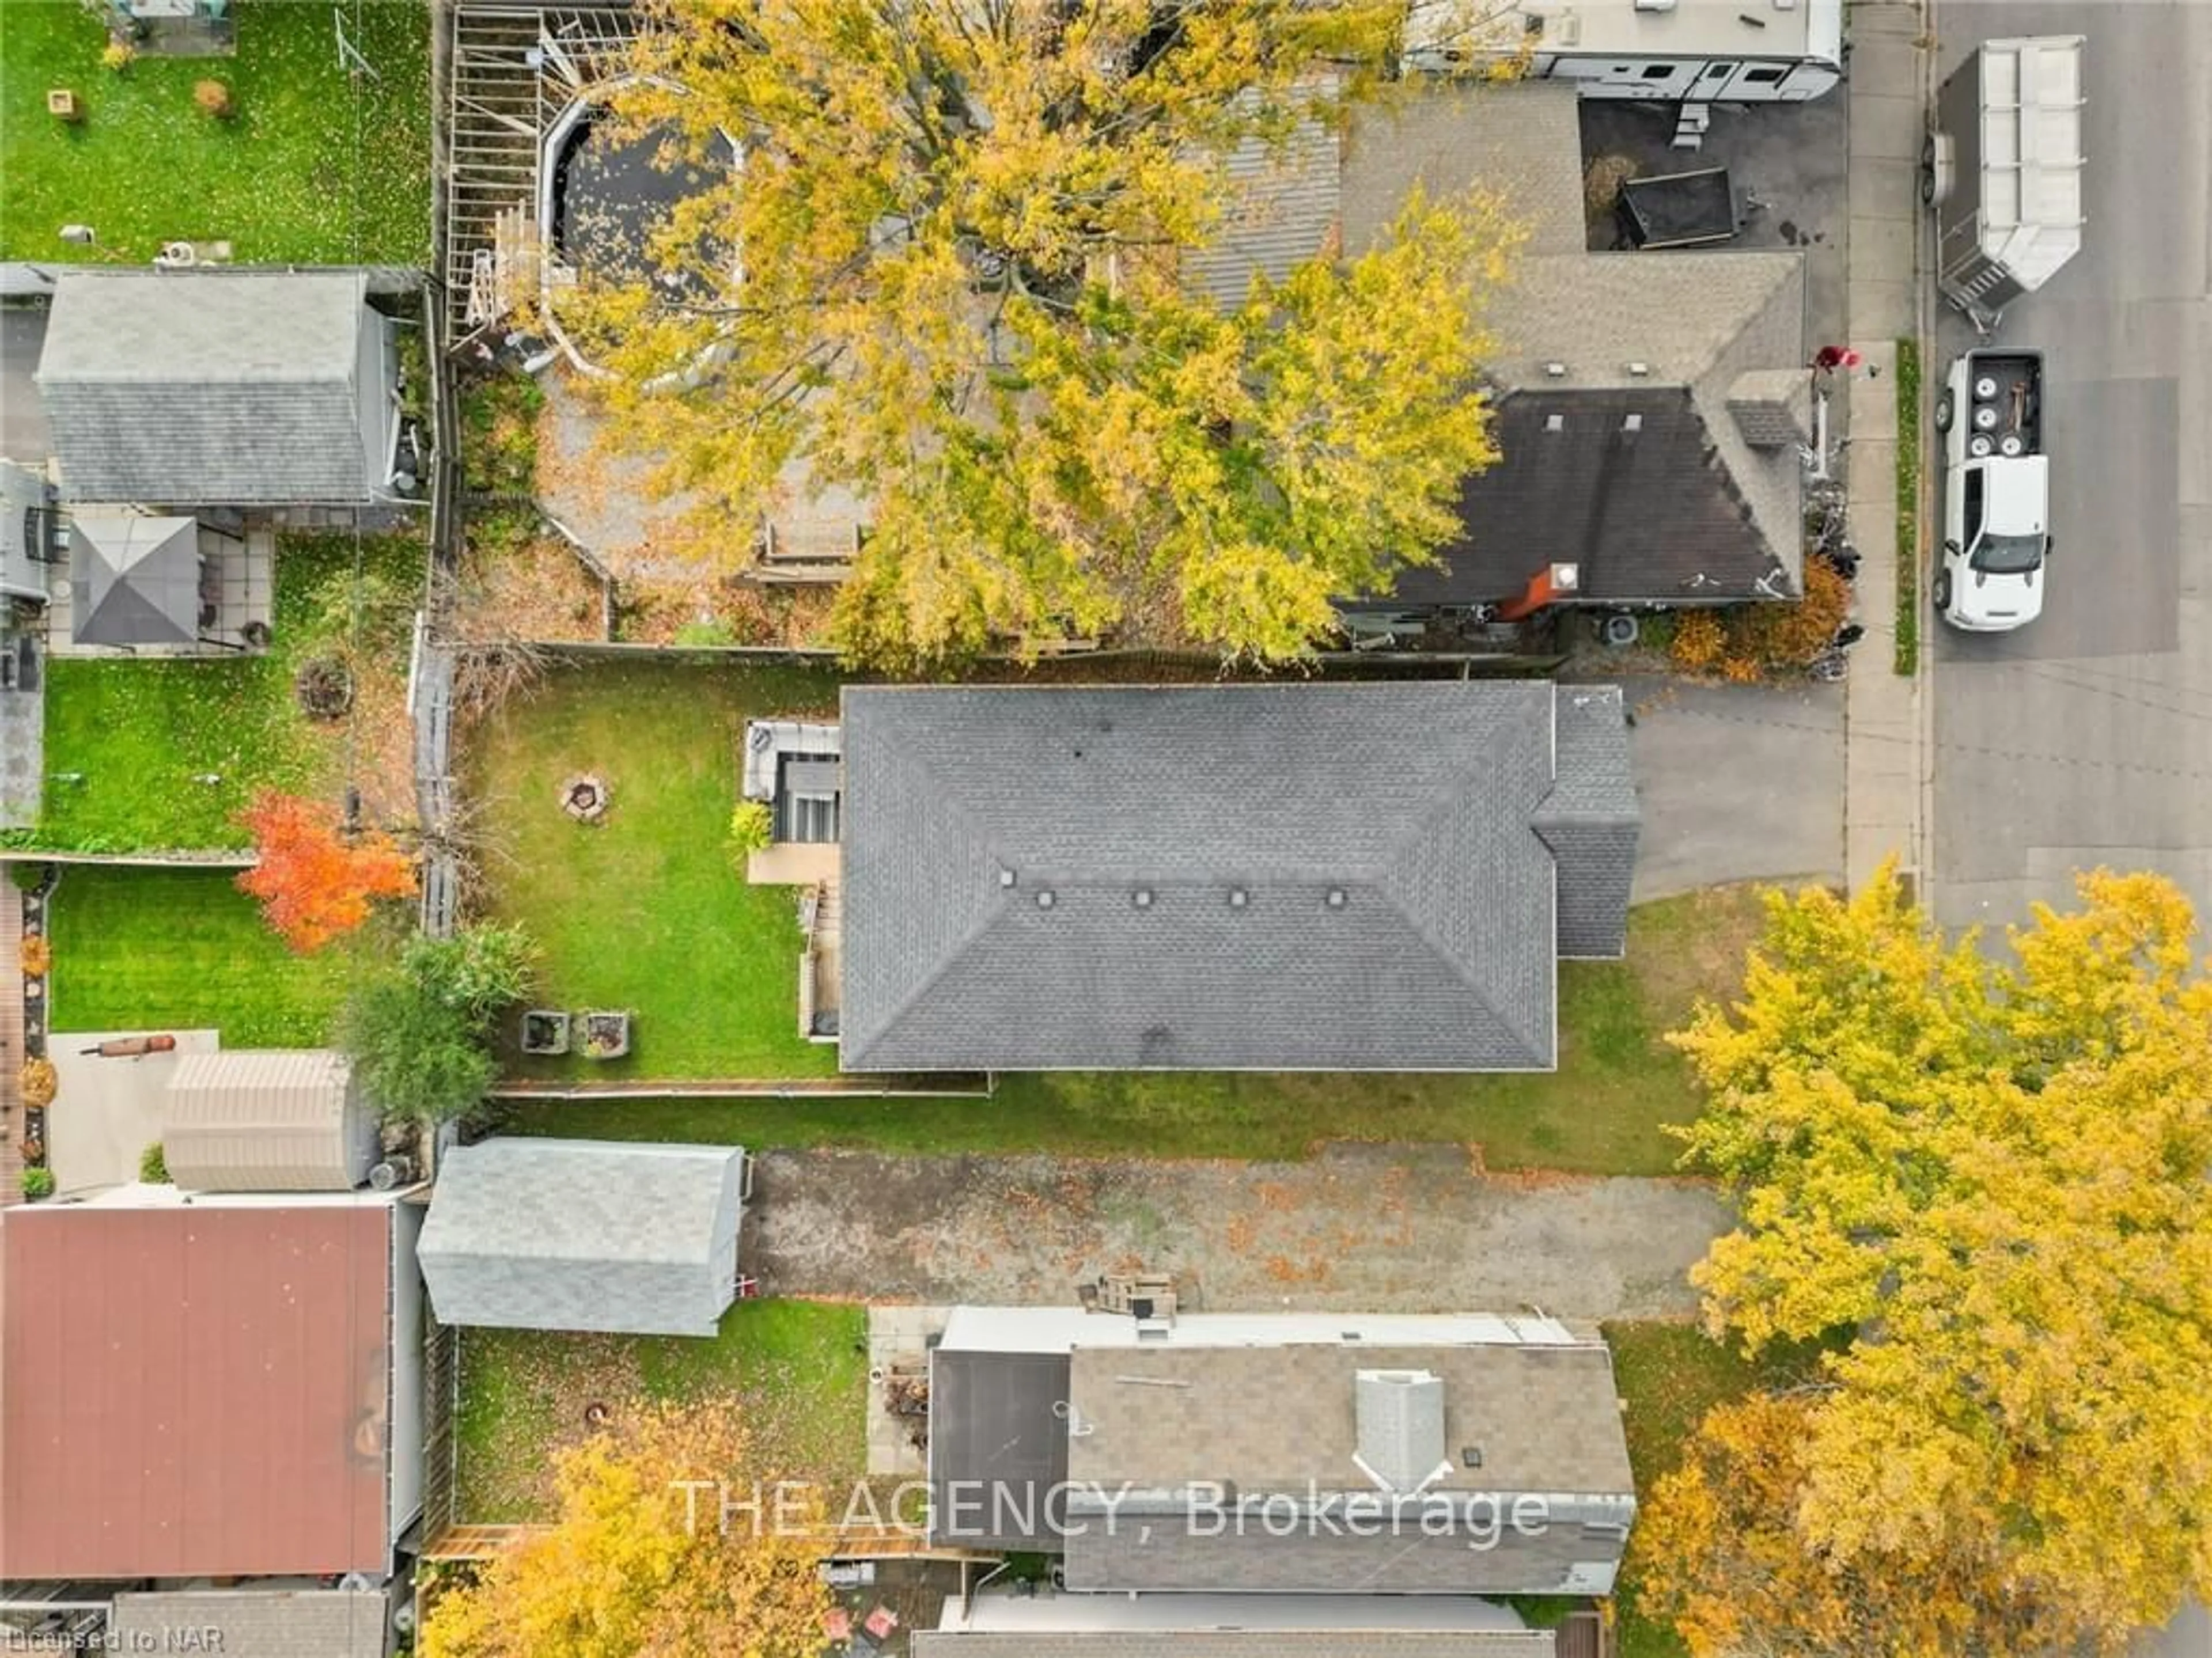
left=0, top=1200, right=398, bottom=1580
left=418, top=1138, right=748, bottom=1337
left=838, top=682, right=1637, bottom=1073
left=36, top=269, right=388, bottom=506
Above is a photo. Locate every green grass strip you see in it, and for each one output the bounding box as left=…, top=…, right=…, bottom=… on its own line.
left=1894, top=336, right=1922, bottom=676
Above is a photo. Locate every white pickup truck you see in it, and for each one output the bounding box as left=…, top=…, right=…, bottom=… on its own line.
left=1933, top=350, right=2050, bottom=631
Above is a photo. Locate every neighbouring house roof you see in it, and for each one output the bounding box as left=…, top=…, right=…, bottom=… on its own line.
left=35, top=269, right=390, bottom=506
left=1186, top=80, right=1344, bottom=310
left=838, top=682, right=1637, bottom=1073
left=1060, top=1337, right=1635, bottom=1595
left=914, top=1636, right=1558, bottom=1656
left=110, top=1591, right=389, bottom=1658
left=1339, top=83, right=1806, bottom=607
left=417, top=1138, right=748, bottom=1337
left=68, top=509, right=202, bottom=646
left=162, top=1049, right=373, bottom=1192
left=0, top=1201, right=398, bottom=1580
left=928, top=1348, right=1074, bottom=1549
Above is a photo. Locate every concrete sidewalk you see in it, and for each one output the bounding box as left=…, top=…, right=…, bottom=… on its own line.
left=1842, top=0, right=1933, bottom=896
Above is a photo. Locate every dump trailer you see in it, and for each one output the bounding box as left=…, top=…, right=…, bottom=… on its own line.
left=1923, top=35, right=2086, bottom=332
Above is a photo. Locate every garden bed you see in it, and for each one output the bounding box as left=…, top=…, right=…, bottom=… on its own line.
left=24, top=530, right=421, bottom=853
left=453, top=1297, right=868, bottom=1524
left=0, top=0, right=431, bottom=265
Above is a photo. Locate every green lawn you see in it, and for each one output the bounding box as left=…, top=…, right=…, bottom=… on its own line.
left=499, top=881, right=1766, bottom=1175
left=0, top=0, right=430, bottom=265
left=46, top=862, right=360, bottom=1043
left=467, top=659, right=847, bottom=1081
left=1604, top=1322, right=1823, bottom=1657
left=454, top=1298, right=868, bottom=1524
left=22, top=531, right=421, bottom=853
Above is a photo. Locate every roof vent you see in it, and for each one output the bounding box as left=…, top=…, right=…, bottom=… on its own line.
left=1353, top=1369, right=1450, bottom=1495
left=1544, top=413, right=1566, bottom=433
left=1635, top=0, right=1676, bottom=10
left=1325, top=888, right=1347, bottom=909
left=1228, top=887, right=1249, bottom=909
left=1627, top=361, right=1651, bottom=377
left=1543, top=361, right=1569, bottom=378
left=1622, top=413, right=1643, bottom=434
left=998, top=868, right=1017, bottom=888
left=1036, top=889, right=1055, bottom=909
left=1132, top=887, right=1154, bottom=909
left=1461, top=1445, right=1484, bottom=1468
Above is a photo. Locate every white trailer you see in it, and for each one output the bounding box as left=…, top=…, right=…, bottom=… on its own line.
left=1923, top=35, right=2087, bottom=333
left=1406, top=0, right=1845, bottom=106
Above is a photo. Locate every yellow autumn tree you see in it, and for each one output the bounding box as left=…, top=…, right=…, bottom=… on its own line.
left=566, top=0, right=1525, bottom=667
left=419, top=1401, right=831, bottom=1658
left=1652, top=863, right=2212, bottom=1653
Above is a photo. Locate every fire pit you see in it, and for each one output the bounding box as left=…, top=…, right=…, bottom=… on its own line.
left=559, top=772, right=611, bottom=823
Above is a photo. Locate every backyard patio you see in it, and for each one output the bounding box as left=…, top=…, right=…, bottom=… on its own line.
left=452, top=1296, right=868, bottom=1524
left=0, top=0, right=431, bottom=265
left=465, top=657, right=844, bottom=1081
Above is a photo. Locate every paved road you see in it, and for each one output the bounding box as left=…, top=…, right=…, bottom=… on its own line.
left=749, top=1145, right=1730, bottom=1321
left=1929, top=11, right=2212, bottom=1653
left=1928, top=3, right=2212, bottom=935
left=1, top=306, right=51, bottom=463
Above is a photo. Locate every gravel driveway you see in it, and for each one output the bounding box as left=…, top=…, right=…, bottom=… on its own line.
left=749, top=1144, right=1729, bottom=1319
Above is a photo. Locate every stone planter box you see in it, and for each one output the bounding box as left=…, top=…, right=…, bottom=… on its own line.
left=581, top=1010, right=631, bottom=1060
left=520, top=1010, right=571, bottom=1056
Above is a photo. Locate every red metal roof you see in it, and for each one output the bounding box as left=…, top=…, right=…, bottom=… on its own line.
left=0, top=1202, right=393, bottom=1579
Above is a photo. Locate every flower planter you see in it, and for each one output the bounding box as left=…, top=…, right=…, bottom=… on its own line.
left=581, top=1010, right=631, bottom=1060
left=520, top=1010, right=571, bottom=1056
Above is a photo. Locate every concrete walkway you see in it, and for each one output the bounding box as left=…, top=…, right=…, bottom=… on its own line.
left=748, top=1145, right=1731, bottom=1321
left=1842, top=0, right=1933, bottom=896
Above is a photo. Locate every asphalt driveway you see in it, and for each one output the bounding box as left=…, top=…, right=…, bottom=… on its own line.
left=2, top=306, right=51, bottom=462
left=748, top=1144, right=1729, bottom=1319
left=1613, top=674, right=1846, bottom=901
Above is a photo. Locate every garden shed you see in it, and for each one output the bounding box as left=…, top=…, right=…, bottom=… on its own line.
left=162, top=1049, right=377, bottom=1193
left=418, top=1138, right=749, bottom=1337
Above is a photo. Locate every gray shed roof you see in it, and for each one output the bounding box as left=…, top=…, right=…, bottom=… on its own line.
left=36, top=270, right=389, bottom=505
left=838, top=683, right=1637, bottom=1073
left=162, top=1048, right=370, bottom=1192
left=69, top=509, right=200, bottom=646
left=418, top=1138, right=747, bottom=1336
left=109, top=1589, right=387, bottom=1658
left=1062, top=1338, right=1635, bottom=1596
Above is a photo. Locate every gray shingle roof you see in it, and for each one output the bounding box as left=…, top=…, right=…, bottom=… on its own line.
left=1060, top=1340, right=1635, bottom=1596
left=36, top=270, right=391, bottom=506
left=109, top=1590, right=387, bottom=1658
left=418, top=1138, right=747, bottom=1336
left=839, top=683, right=1637, bottom=1073
left=1335, top=83, right=1808, bottom=608
left=1536, top=685, right=1638, bottom=958
left=915, top=1636, right=1558, bottom=1657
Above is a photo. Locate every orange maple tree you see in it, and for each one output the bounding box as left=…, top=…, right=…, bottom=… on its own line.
left=237, top=791, right=415, bottom=953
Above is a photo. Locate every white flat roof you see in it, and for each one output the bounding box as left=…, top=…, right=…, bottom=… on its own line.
left=937, top=1306, right=1589, bottom=1353
left=945, top=1588, right=1540, bottom=1636
left=1410, top=0, right=1844, bottom=65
